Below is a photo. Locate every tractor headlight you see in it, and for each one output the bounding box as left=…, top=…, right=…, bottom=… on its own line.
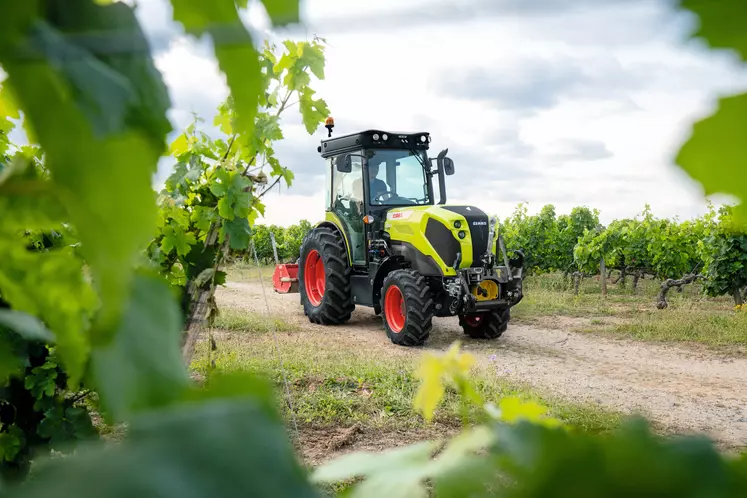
left=420, top=135, right=426, bottom=142
left=382, top=134, right=388, bottom=140
left=373, top=133, right=380, bottom=141
left=454, top=220, right=462, bottom=229
left=458, top=230, right=466, bottom=239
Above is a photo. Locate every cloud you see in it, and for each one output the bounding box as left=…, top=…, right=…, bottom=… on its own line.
left=547, top=139, right=614, bottom=161
left=432, top=54, right=647, bottom=114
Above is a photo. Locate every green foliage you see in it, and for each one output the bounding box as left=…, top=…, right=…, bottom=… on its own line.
left=700, top=206, right=747, bottom=303
left=501, top=203, right=600, bottom=274
left=149, top=39, right=329, bottom=322
left=4, top=373, right=318, bottom=498
left=0, top=0, right=172, bottom=336
left=240, top=220, right=312, bottom=264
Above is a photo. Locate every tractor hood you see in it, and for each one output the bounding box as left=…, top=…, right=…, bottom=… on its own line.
left=383, top=204, right=497, bottom=275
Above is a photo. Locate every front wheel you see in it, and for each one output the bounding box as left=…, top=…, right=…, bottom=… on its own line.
left=459, top=308, right=510, bottom=339
left=380, top=269, right=434, bottom=346
left=298, top=227, right=355, bottom=324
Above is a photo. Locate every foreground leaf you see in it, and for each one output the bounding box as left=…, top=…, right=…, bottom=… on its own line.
left=259, top=0, right=300, bottom=26
left=0, top=0, right=172, bottom=334
left=5, top=384, right=319, bottom=498
left=170, top=0, right=261, bottom=141
left=674, top=92, right=747, bottom=222
left=679, top=0, right=747, bottom=61
left=493, top=418, right=747, bottom=497
left=90, top=274, right=190, bottom=422
left=0, top=309, right=55, bottom=343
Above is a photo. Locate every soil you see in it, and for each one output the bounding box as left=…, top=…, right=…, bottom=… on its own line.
left=217, top=281, right=747, bottom=460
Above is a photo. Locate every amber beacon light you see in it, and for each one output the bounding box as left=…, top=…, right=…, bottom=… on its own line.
left=325, top=116, right=335, bottom=137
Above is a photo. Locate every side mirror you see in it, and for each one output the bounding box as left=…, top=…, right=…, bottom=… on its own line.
left=336, top=154, right=352, bottom=173
left=443, top=157, right=455, bottom=175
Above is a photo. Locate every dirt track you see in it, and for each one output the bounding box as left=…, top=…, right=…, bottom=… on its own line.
left=217, top=281, right=747, bottom=451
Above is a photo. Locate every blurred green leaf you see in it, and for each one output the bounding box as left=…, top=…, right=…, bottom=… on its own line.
left=0, top=310, right=55, bottom=342
left=170, top=0, right=261, bottom=141
left=675, top=93, right=747, bottom=222
left=0, top=0, right=172, bottom=335
left=493, top=418, right=747, bottom=497
left=5, top=381, right=319, bottom=498
left=259, top=0, right=300, bottom=26
left=90, top=274, right=190, bottom=422
left=679, top=0, right=747, bottom=61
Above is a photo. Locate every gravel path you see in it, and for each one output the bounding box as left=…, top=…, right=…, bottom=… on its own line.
left=217, top=281, right=747, bottom=450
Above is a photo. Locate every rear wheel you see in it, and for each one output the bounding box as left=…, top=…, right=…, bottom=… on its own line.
left=459, top=309, right=510, bottom=339
left=380, top=269, right=433, bottom=346
left=299, top=227, right=354, bottom=324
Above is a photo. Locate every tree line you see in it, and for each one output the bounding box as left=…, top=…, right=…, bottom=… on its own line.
left=500, top=202, right=747, bottom=306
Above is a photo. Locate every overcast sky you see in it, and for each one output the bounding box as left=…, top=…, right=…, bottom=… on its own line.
left=11, top=0, right=747, bottom=226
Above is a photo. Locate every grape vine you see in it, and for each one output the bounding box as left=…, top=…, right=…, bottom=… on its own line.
left=146, top=37, right=329, bottom=362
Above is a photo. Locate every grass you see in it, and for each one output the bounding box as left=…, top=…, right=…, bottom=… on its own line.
left=595, top=310, right=747, bottom=348
left=190, top=331, right=621, bottom=435
left=225, top=261, right=276, bottom=283
left=512, top=273, right=747, bottom=350
left=213, top=306, right=297, bottom=333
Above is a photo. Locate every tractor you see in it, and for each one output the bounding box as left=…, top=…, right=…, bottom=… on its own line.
left=272, top=118, right=526, bottom=346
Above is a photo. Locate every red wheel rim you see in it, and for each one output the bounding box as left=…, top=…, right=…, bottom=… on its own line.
left=384, top=285, right=406, bottom=332
left=304, top=249, right=325, bottom=306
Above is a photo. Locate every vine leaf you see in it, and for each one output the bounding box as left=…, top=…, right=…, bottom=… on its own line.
left=674, top=93, right=747, bottom=223
left=0, top=0, right=172, bottom=336
left=7, top=375, right=319, bottom=498
left=679, top=0, right=747, bottom=61
left=299, top=88, right=330, bottom=134
left=0, top=310, right=55, bottom=342
left=221, top=217, right=252, bottom=250
left=160, top=221, right=197, bottom=257
left=90, top=274, right=190, bottom=422
left=168, top=134, right=190, bottom=157
left=312, top=441, right=438, bottom=498
left=170, top=0, right=261, bottom=141
left=312, top=427, right=497, bottom=497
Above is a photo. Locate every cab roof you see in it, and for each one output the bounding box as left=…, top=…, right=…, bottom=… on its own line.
left=318, top=129, right=431, bottom=158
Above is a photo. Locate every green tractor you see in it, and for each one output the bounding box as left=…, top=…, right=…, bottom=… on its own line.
left=275, top=119, right=525, bottom=346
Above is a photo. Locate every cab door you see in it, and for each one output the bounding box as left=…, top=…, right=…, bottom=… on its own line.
left=329, top=152, right=367, bottom=266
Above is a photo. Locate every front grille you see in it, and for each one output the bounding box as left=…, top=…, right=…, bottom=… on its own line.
left=425, top=218, right=461, bottom=268
left=442, top=206, right=490, bottom=267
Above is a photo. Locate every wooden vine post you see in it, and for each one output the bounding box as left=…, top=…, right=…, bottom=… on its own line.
left=600, top=257, right=608, bottom=297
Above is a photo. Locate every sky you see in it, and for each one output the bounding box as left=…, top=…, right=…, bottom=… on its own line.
left=7, top=0, right=747, bottom=226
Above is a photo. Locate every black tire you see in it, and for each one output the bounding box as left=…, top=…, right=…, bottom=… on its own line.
left=459, top=308, right=510, bottom=339
left=298, top=227, right=355, bottom=324
left=380, top=269, right=434, bottom=346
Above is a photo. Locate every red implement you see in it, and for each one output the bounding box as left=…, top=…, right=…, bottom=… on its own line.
left=272, top=264, right=299, bottom=294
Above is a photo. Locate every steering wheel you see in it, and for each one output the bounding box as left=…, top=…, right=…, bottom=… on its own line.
left=374, top=190, right=398, bottom=203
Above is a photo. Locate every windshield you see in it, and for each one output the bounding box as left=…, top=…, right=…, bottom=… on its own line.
left=366, top=149, right=431, bottom=206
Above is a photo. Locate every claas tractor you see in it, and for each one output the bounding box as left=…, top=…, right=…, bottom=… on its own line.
left=272, top=118, right=525, bottom=346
